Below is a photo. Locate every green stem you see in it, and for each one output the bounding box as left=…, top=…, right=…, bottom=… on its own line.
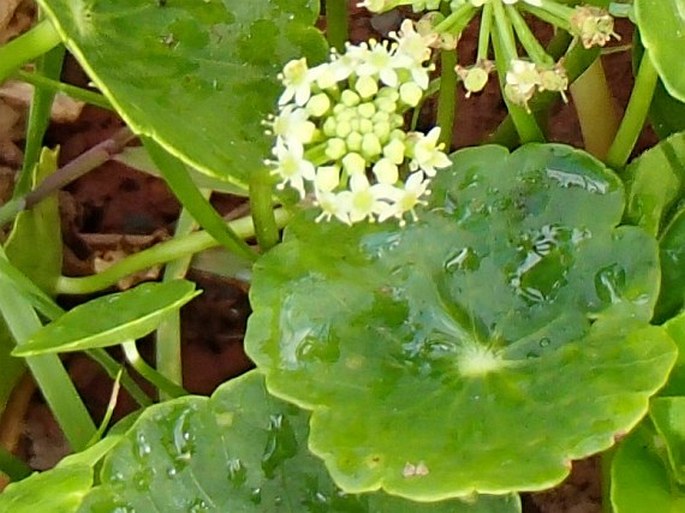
left=491, top=3, right=545, bottom=143
left=15, top=44, right=66, bottom=198
left=156, top=206, right=201, bottom=399
left=56, top=209, right=292, bottom=295
left=434, top=4, right=477, bottom=34
left=570, top=58, right=619, bottom=160
left=506, top=5, right=553, bottom=65
left=605, top=51, right=659, bottom=170
left=0, top=446, right=31, bottom=481
left=0, top=251, right=152, bottom=407
left=437, top=46, right=458, bottom=149
left=0, top=19, right=62, bottom=83
left=520, top=2, right=573, bottom=32
left=325, top=0, right=348, bottom=52
left=13, top=70, right=113, bottom=111
left=0, top=277, right=96, bottom=451
left=601, top=447, right=615, bottom=513
left=143, top=138, right=257, bottom=262
left=477, top=3, right=494, bottom=62
left=87, top=348, right=152, bottom=407
left=249, top=166, right=280, bottom=252
left=122, top=341, right=187, bottom=398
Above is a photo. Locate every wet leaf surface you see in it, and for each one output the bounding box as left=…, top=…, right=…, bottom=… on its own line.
left=37, top=0, right=328, bottom=187
left=246, top=144, right=676, bottom=499
left=76, top=371, right=518, bottom=513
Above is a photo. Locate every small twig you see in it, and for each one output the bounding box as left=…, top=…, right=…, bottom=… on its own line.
left=25, top=126, right=136, bottom=209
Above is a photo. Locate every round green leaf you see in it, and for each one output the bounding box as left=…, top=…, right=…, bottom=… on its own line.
left=656, top=206, right=685, bottom=323
left=245, top=144, right=676, bottom=499
left=77, top=371, right=519, bottom=513
left=37, top=0, right=328, bottom=187
left=650, top=397, right=685, bottom=484
left=635, top=0, right=685, bottom=102
left=13, top=280, right=200, bottom=356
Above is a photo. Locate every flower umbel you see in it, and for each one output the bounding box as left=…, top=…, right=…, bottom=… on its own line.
left=267, top=20, right=451, bottom=225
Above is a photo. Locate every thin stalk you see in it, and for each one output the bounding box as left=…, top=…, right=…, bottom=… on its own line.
left=0, top=446, right=31, bottom=482
left=86, top=369, right=121, bottom=447
left=601, top=447, right=615, bottom=513
left=0, top=127, right=136, bottom=227
left=520, top=2, right=573, bottom=32
left=143, top=137, right=257, bottom=262
left=122, top=341, right=187, bottom=398
left=477, top=3, right=494, bottom=62
left=436, top=47, right=458, bottom=149
left=156, top=205, right=202, bottom=399
left=0, top=19, right=62, bottom=83
left=13, top=70, right=113, bottom=111
left=491, top=3, right=545, bottom=143
left=434, top=4, right=477, bottom=34
left=570, top=58, right=619, bottom=159
left=249, top=166, right=279, bottom=251
left=15, top=44, right=66, bottom=198
left=56, top=208, right=292, bottom=295
left=506, top=5, right=553, bottom=65
left=0, top=254, right=151, bottom=407
left=605, top=51, right=659, bottom=170
left=0, top=278, right=96, bottom=451
left=325, top=0, right=348, bottom=52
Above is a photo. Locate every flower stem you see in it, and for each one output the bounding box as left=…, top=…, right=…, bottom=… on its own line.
left=325, top=0, right=348, bottom=52
left=437, top=1, right=458, bottom=150
left=570, top=57, right=619, bottom=160
left=434, top=4, right=477, bottom=34
left=250, top=165, right=280, bottom=251
left=0, top=19, right=62, bottom=83
left=477, top=3, right=494, bottom=62
left=491, top=2, right=545, bottom=143
left=122, top=341, right=187, bottom=398
left=506, top=5, right=553, bottom=65
left=13, top=70, right=112, bottom=111
left=605, top=50, right=659, bottom=170
left=520, top=2, right=573, bottom=32
left=155, top=205, right=201, bottom=400
left=55, top=209, right=292, bottom=295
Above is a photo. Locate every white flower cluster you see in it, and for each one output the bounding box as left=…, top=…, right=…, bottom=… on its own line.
left=266, top=20, right=451, bottom=225
left=504, top=59, right=568, bottom=111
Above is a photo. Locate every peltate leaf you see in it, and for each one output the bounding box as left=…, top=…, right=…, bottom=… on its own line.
left=76, top=371, right=519, bottom=513
left=635, top=0, right=685, bottom=102
left=37, top=0, right=328, bottom=187
left=663, top=311, right=685, bottom=396
left=650, top=397, right=685, bottom=484
left=623, top=131, right=685, bottom=236
left=245, top=144, right=676, bottom=499
left=611, top=424, right=685, bottom=513
left=13, top=280, right=200, bottom=356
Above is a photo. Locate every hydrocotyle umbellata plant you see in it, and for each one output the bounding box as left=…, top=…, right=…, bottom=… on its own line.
left=0, top=0, right=684, bottom=512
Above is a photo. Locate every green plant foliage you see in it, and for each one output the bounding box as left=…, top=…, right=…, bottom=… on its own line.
left=635, top=0, right=685, bottom=102
left=623, top=131, right=685, bottom=236
left=245, top=144, right=676, bottom=499
left=13, top=280, right=200, bottom=356
left=611, top=425, right=685, bottom=513
left=649, top=83, right=685, bottom=139
left=650, top=397, right=685, bottom=484
left=73, top=371, right=519, bottom=513
left=655, top=207, right=685, bottom=323
left=0, top=320, right=22, bottom=418
left=4, top=148, right=62, bottom=294
left=37, top=0, right=328, bottom=187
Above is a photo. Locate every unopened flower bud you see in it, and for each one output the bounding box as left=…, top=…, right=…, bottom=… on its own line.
left=570, top=6, right=620, bottom=49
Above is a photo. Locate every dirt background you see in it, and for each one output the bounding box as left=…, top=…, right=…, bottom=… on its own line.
left=0, top=2, right=657, bottom=511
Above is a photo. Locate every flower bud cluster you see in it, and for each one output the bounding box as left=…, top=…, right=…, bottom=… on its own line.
left=570, top=6, right=620, bottom=49
left=266, top=20, right=451, bottom=225
left=504, top=59, right=568, bottom=111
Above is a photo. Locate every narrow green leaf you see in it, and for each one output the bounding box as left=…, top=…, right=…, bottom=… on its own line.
left=13, top=281, right=200, bottom=356
left=5, top=147, right=63, bottom=293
